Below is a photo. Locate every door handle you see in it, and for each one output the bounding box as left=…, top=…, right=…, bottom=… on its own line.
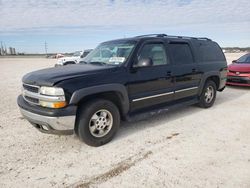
left=166, top=71, right=172, bottom=76
left=192, top=68, right=197, bottom=73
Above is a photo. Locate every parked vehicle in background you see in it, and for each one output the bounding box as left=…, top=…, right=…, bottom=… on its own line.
left=227, top=53, right=250, bottom=86
left=55, top=49, right=92, bottom=67
left=55, top=53, right=64, bottom=59
left=81, top=49, right=92, bottom=58
left=18, top=34, right=227, bottom=146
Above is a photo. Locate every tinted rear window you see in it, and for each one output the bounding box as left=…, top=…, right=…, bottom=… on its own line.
left=197, top=41, right=225, bottom=62
left=169, top=43, right=194, bottom=64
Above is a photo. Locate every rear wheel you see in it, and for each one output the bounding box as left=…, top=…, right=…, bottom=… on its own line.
left=77, top=99, right=120, bottom=147
left=198, top=80, right=217, bottom=108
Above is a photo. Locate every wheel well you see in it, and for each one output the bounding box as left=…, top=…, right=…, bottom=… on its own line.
left=77, top=91, right=124, bottom=117
left=74, top=91, right=125, bottom=134
left=207, top=76, right=220, bottom=89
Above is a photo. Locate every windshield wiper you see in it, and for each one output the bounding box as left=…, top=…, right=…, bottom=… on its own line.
left=79, top=61, right=88, bottom=64
left=88, top=61, right=108, bottom=66
left=89, top=61, right=105, bottom=65
left=82, top=61, right=117, bottom=66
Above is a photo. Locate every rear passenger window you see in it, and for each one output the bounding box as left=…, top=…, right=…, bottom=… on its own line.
left=198, top=42, right=225, bottom=62
left=169, top=43, right=194, bottom=64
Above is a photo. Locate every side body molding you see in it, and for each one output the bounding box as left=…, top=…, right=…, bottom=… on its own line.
left=69, top=84, right=130, bottom=115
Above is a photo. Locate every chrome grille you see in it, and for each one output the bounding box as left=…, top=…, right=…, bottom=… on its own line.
left=24, top=96, right=39, bottom=104
left=23, top=84, right=39, bottom=93
left=22, top=84, right=40, bottom=105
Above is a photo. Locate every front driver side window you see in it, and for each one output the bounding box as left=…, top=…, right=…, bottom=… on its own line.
left=137, top=43, right=168, bottom=66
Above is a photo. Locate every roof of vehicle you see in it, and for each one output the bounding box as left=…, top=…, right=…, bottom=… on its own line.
left=103, top=34, right=213, bottom=44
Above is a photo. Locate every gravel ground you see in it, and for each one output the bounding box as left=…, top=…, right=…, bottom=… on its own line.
left=0, top=53, right=249, bottom=188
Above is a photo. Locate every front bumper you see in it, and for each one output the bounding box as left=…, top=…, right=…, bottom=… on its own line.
left=226, top=76, right=250, bottom=87
left=20, top=108, right=75, bottom=135
left=18, top=95, right=76, bottom=135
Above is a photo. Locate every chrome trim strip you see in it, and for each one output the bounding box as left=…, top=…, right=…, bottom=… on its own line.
left=23, top=90, right=65, bottom=102
left=175, top=86, right=198, bottom=93
left=132, top=86, right=199, bottom=102
left=23, top=83, right=40, bottom=89
left=132, top=91, right=174, bottom=102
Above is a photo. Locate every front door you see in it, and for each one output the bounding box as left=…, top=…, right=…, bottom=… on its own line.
left=127, top=41, right=174, bottom=111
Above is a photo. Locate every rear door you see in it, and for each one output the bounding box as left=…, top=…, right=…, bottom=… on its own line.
left=127, top=40, right=174, bottom=111
left=168, top=41, right=202, bottom=100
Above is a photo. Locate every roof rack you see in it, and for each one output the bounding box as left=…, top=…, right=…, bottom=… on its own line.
left=135, top=34, right=167, bottom=38
left=135, top=34, right=211, bottom=41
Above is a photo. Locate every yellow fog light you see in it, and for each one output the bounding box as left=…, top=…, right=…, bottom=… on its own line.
left=40, top=101, right=67, bottom=108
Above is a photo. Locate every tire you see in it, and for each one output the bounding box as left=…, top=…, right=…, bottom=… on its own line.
left=77, top=99, right=120, bottom=147
left=198, top=80, right=217, bottom=108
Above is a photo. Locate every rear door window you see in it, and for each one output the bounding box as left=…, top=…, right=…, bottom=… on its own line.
left=169, top=43, right=194, bottom=64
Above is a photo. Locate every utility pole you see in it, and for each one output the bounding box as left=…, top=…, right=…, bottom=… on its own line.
left=4, top=43, right=7, bottom=55
left=4, top=43, right=8, bottom=55
left=0, top=41, right=3, bottom=55
left=44, top=41, right=48, bottom=56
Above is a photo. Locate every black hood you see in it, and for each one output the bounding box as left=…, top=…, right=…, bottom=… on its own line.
left=22, top=64, right=116, bottom=86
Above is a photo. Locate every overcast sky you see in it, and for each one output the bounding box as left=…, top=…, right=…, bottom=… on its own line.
left=0, top=0, right=250, bottom=53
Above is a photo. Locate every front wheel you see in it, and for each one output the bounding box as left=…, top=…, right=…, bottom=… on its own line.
left=77, top=99, right=120, bottom=147
left=198, top=80, right=217, bottom=108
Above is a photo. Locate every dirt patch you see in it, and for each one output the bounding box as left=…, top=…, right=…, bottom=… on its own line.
left=166, top=133, right=180, bottom=139
left=72, top=151, right=153, bottom=188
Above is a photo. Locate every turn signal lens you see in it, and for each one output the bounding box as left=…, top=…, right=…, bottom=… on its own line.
left=53, top=101, right=67, bottom=108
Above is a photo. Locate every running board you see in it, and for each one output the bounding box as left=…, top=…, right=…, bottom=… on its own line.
left=126, top=98, right=198, bottom=122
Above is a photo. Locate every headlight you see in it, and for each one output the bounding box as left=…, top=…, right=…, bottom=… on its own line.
left=57, top=59, right=64, bottom=65
left=39, top=87, right=66, bottom=108
left=40, top=86, right=64, bottom=96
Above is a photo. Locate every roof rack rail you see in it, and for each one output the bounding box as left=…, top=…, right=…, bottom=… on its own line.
left=135, top=34, right=212, bottom=41
left=166, top=35, right=197, bottom=40
left=197, top=37, right=212, bottom=41
left=135, top=34, right=167, bottom=38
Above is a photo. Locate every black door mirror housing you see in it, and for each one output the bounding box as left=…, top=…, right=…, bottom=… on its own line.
left=137, top=58, right=153, bottom=67
left=232, top=60, right=237, bottom=63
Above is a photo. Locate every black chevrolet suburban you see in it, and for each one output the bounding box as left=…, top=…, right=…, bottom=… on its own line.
left=18, top=34, right=227, bottom=146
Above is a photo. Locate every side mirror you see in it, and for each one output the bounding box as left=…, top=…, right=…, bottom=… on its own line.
left=80, top=55, right=84, bottom=58
left=137, top=58, right=153, bottom=67
left=232, top=60, right=237, bottom=63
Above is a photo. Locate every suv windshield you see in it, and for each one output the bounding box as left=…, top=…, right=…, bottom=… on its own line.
left=82, top=41, right=136, bottom=66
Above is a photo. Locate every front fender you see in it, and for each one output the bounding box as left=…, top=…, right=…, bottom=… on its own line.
left=69, top=84, right=129, bottom=115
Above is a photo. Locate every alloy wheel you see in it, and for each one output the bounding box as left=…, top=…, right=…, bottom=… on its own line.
left=88, top=109, right=113, bottom=138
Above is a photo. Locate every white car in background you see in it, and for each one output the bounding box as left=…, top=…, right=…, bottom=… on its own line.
left=55, top=50, right=92, bottom=67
